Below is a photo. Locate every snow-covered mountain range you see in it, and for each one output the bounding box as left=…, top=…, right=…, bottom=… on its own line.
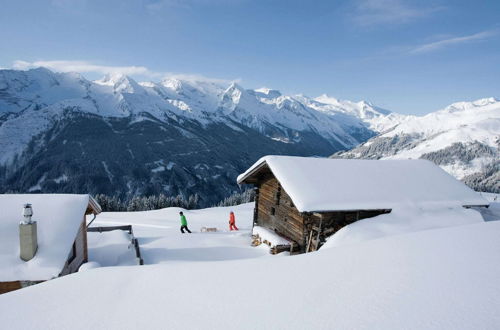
left=335, top=98, right=500, bottom=192
left=0, top=67, right=498, bottom=203
left=0, top=67, right=397, bottom=205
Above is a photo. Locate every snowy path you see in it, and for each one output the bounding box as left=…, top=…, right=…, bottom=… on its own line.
left=87, top=203, right=270, bottom=266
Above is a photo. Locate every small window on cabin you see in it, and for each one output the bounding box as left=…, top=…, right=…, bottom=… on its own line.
left=67, top=242, right=77, bottom=264
left=271, top=207, right=276, bottom=216
left=275, top=186, right=281, bottom=205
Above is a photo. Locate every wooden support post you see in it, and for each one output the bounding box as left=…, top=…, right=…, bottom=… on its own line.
left=253, top=187, right=259, bottom=229
left=306, top=230, right=314, bottom=253
left=314, top=216, right=323, bottom=251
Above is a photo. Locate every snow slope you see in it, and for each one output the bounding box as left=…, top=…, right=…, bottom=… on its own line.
left=474, top=193, right=500, bottom=222
left=323, top=204, right=484, bottom=248
left=311, top=94, right=408, bottom=132
left=383, top=98, right=499, bottom=164
left=1, top=217, right=499, bottom=329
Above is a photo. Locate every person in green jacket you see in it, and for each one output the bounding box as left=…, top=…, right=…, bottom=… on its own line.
left=179, top=211, right=192, bottom=234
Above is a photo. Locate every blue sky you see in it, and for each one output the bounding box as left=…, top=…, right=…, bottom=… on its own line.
left=0, top=0, right=499, bottom=114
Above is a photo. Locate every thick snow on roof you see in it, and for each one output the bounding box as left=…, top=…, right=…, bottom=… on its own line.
left=238, top=156, right=488, bottom=212
left=1, top=220, right=500, bottom=329
left=0, top=194, right=90, bottom=281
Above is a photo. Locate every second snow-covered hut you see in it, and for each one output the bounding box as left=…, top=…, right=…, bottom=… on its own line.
left=0, top=194, right=101, bottom=294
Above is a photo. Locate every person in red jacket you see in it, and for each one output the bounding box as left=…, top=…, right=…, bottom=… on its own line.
left=229, top=211, right=239, bottom=231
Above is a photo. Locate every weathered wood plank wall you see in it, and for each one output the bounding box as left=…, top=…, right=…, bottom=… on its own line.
left=256, top=176, right=304, bottom=244
left=254, top=172, right=392, bottom=253
left=59, top=217, right=88, bottom=276
left=0, top=281, right=22, bottom=294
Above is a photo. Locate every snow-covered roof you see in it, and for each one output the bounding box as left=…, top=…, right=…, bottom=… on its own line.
left=237, top=156, right=488, bottom=212
left=0, top=194, right=98, bottom=281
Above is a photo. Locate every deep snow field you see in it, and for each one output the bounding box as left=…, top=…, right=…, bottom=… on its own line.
left=1, top=200, right=500, bottom=329
left=87, top=203, right=270, bottom=267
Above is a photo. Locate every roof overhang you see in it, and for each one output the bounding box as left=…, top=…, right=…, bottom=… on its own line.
left=463, top=204, right=489, bottom=209
left=237, top=160, right=270, bottom=185
left=86, top=195, right=102, bottom=215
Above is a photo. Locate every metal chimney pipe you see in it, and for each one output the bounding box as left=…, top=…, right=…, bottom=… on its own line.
left=22, top=203, right=33, bottom=224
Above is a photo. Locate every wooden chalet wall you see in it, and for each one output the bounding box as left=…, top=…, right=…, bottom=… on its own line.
left=59, top=217, right=88, bottom=276
left=0, top=281, right=43, bottom=295
left=256, top=175, right=304, bottom=245
left=0, top=281, right=22, bottom=294
left=254, top=172, right=391, bottom=253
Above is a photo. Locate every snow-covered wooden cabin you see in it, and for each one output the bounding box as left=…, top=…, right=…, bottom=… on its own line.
left=0, top=194, right=101, bottom=294
left=238, top=156, right=488, bottom=253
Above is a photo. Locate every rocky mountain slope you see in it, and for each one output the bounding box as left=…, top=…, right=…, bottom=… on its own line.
left=0, top=68, right=397, bottom=205
left=334, top=98, right=500, bottom=193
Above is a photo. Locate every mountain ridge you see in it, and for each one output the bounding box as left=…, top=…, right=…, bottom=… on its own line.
left=333, top=97, right=500, bottom=193
left=0, top=67, right=391, bottom=205
left=1, top=67, right=498, bottom=203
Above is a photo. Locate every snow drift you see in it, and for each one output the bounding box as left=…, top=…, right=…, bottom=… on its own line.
left=323, top=204, right=484, bottom=248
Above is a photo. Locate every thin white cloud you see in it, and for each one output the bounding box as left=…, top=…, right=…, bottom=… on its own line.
left=353, top=0, right=442, bottom=26
left=11, top=59, right=238, bottom=84
left=12, top=60, right=161, bottom=78
left=410, top=30, right=498, bottom=54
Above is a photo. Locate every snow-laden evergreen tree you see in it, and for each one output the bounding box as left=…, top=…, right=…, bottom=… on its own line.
left=94, top=193, right=201, bottom=211
left=216, top=189, right=255, bottom=207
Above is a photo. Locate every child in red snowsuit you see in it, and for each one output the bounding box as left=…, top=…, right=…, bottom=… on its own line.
left=229, top=211, right=239, bottom=231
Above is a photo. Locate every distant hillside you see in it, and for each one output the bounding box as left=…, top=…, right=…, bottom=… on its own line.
left=334, top=98, right=500, bottom=193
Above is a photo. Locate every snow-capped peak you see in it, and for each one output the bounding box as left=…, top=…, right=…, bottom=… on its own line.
left=442, top=97, right=500, bottom=113
left=315, top=94, right=341, bottom=105
left=254, top=87, right=282, bottom=99
left=308, top=94, right=400, bottom=132
left=226, top=82, right=244, bottom=92
left=161, top=78, right=184, bottom=92
left=222, top=82, right=248, bottom=101
left=161, top=78, right=226, bottom=101
left=95, top=73, right=127, bottom=86
left=315, top=95, right=389, bottom=116
left=220, top=82, right=248, bottom=110
left=94, top=73, right=142, bottom=94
